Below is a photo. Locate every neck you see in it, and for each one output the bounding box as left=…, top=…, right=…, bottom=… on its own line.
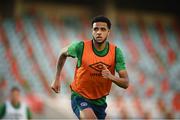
left=93, top=39, right=106, bottom=51
left=11, top=100, right=19, bottom=106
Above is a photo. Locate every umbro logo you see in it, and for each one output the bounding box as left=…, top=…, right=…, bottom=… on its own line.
left=80, top=102, right=88, bottom=107
left=89, top=62, right=111, bottom=72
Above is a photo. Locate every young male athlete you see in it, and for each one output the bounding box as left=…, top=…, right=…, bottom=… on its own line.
left=51, top=16, right=129, bottom=119
left=0, top=87, right=32, bottom=120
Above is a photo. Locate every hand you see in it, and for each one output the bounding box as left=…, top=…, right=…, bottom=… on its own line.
left=101, top=65, right=112, bottom=79
left=51, top=79, right=60, bottom=93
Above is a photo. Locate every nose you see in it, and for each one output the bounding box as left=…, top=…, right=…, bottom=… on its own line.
left=97, top=30, right=102, bottom=35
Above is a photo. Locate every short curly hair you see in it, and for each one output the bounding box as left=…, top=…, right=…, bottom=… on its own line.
left=91, top=15, right=111, bottom=29
left=11, top=86, right=20, bottom=92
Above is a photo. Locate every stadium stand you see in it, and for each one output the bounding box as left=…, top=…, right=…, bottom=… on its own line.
left=0, top=14, right=179, bottom=118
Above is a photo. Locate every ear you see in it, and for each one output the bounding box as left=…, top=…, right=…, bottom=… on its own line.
left=107, top=30, right=110, bottom=36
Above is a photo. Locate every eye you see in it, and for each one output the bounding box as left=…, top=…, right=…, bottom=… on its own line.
left=93, top=27, right=98, bottom=31
left=101, top=28, right=107, bottom=31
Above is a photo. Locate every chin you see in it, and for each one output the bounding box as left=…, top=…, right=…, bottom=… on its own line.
left=96, top=39, right=106, bottom=44
left=93, top=37, right=107, bottom=44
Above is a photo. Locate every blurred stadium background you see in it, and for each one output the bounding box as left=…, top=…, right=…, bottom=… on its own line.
left=0, top=0, right=179, bottom=119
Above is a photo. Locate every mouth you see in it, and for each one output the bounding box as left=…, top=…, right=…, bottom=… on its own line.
left=96, top=36, right=102, bottom=39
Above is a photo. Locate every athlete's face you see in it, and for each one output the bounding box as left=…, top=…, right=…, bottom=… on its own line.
left=92, top=22, right=110, bottom=44
left=11, top=90, right=21, bottom=104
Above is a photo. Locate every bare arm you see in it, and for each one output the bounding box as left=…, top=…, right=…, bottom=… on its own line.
left=55, top=48, right=68, bottom=81
left=51, top=46, right=70, bottom=93
left=102, top=65, right=129, bottom=89
left=111, top=70, right=129, bottom=89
